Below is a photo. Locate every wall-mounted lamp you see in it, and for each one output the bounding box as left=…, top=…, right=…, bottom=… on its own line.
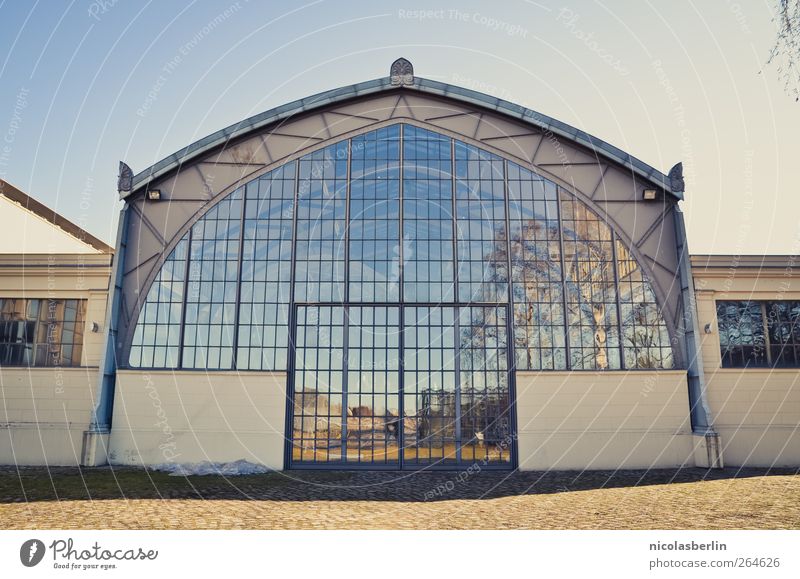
left=704, top=323, right=713, bottom=334
left=642, top=189, right=657, bottom=200
left=91, top=321, right=101, bottom=333
left=146, top=189, right=162, bottom=201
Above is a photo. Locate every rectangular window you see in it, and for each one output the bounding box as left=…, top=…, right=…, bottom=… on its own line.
left=765, top=301, right=800, bottom=367
left=0, top=298, right=87, bottom=367
left=183, top=191, right=242, bottom=369
left=237, top=163, right=295, bottom=371
left=403, top=125, right=456, bottom=303
left=455, top=141, right=508, bottom=303
left=716, top=300, right=800, bottom=368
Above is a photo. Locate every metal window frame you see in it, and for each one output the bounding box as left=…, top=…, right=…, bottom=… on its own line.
left=287, top=301, right=514, bottom=470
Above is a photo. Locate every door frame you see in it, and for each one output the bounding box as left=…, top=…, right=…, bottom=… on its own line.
left=284, top=302, right=518, bottom=471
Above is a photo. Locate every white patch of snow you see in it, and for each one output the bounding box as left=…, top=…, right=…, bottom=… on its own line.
left=150, top=459, right=272, bottom=476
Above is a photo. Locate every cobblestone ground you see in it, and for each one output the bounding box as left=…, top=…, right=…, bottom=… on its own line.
left=1, top=467, right=798, bottom=529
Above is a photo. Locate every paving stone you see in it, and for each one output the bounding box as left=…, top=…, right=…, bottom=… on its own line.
left=0, top=467, right=797, bottom=529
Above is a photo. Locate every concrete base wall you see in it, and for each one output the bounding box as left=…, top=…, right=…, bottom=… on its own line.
left=516, top=370, right=694, bottom=470
left=0, top=367, right=98, bottom=466
left=704, top=369, right=800, bottom=467
left=109, top=370, right=287, bottom=469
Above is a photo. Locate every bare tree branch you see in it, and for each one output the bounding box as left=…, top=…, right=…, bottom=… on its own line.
left=768, top=0, right=800, bottom=101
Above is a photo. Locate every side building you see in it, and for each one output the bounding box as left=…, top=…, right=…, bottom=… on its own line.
left=0, top=179, right=113, bottom=465
left=692, top=255, right=800, bottom=467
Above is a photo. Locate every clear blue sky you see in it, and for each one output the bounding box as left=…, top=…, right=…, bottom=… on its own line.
left=0, top=0, right=798, bottom=253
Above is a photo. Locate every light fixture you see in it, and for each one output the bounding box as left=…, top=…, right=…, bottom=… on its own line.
left=704, top=323, right=713, bottom=334
left=642, top=188, right=657, bottom=200
left=147, top=189, right=162, bottom=201
left=91, top=321, right=101, bottom=333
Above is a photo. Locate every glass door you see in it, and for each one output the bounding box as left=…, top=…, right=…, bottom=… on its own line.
left=290, top=304, right=513, bottom=469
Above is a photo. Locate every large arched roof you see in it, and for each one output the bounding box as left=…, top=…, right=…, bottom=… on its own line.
left=126, top=71, right=683, bottom=200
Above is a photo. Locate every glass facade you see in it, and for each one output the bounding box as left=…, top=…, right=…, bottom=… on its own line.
left=238, top=163, right=294, bottom=371
left=128, top=122, right=675, bottom=468
left=129, top=240, right=186, bottom=367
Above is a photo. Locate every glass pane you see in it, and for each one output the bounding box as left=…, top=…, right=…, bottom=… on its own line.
left=181, top=191, right=241, bottom=370
left=616, top=240, right=673, bottom=369
left=237, top=163, right=295, bottom=370
left=294, top=140, right=348, bottom=303
left=402, top=125, right=456, bottom=303
left=455, top=142, right=508, bottom=302
left=561, top=192, right=620, bottom=370
left=508, top=162, right=565, bottom=369
left=716, top=301, right=767, bottom=368
left=0, top=298, right=87, bottom=367
left=349, top=126, right=401, bottom=302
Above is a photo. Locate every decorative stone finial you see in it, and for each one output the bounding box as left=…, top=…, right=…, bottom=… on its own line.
left=390, top=58, right=414, bottom=86
left=667, top=162, right=685, bottom=193
left=117, top=161, right=134, bottom=193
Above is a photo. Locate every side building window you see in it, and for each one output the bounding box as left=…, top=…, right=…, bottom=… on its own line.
left=716, top=300, right=800, bottom=368
left=0, top=298, right=87, bottom=367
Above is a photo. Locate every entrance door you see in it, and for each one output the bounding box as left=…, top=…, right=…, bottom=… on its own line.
left=289, top=304, right=513, bottom=469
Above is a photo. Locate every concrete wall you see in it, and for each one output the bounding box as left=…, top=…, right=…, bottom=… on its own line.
left=109, top=370, right=287, bottom=469
left=0, top=367, right=98, bottom=465
left=0, top=253, right=111, bottom=466
left=693, top=259, right=800, bottom=467
left=516, top=370, right=694, bottom=470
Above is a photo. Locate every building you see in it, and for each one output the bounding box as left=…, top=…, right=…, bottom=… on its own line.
left=692, top=255, right=799, bottom=467
left=1, top=60, right=797, bottom=471
left=0, top=178, right=113, bottom=465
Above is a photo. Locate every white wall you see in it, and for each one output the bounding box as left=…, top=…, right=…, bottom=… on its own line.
left=693, top=268, right=800, bottom=467
left=109, top=370, right=287, bottom=469
left=0, top=253, right=110, bottom=466
left=0, top=367, right=98, bottom=465
left=516, top=370, right=694, bottom=470
left=0, top=194, right=102, bottom=254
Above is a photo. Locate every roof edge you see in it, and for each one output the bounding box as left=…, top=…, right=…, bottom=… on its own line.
left=126, top=74, right=683, bottom=201
left=0, top=179, right=114, bottom=254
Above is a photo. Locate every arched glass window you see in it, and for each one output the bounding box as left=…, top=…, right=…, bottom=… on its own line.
left=128, top=123, right=673, bottom=372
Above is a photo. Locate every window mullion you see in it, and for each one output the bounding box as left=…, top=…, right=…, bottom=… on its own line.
left=762, top=301, right=772, bottom=367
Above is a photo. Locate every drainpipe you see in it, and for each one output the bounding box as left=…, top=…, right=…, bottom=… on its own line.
left=673, top=205, right=723, bottom=468
left=81, top=204, right=129, bottom=466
